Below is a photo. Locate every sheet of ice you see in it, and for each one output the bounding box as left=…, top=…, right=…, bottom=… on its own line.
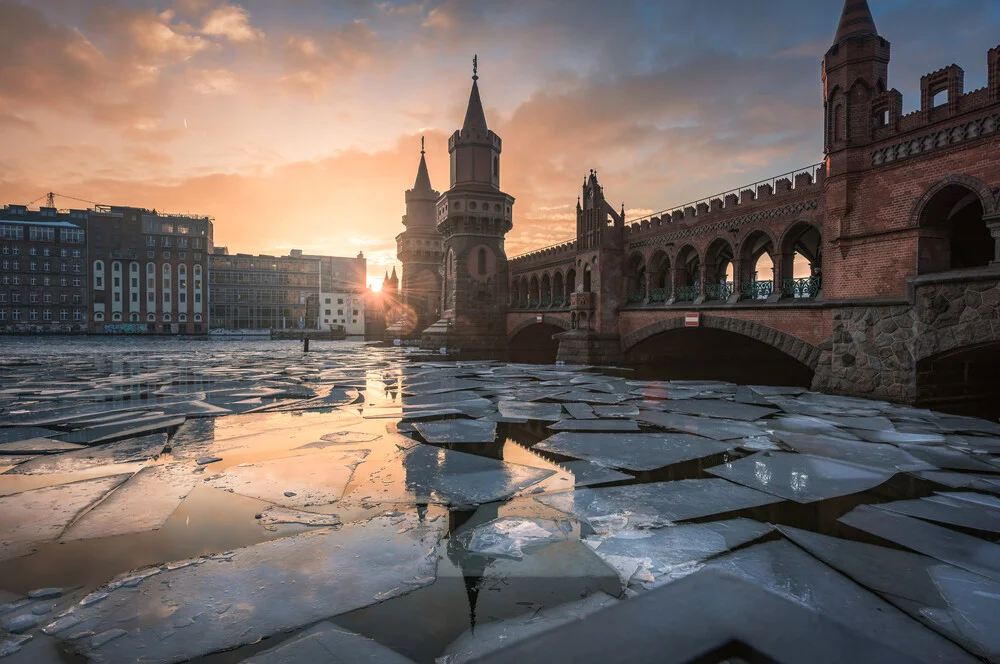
left=257, top=506, right=341, bottom=528
left=535, top=432, right=731, bottom=472
left=497, top=401, right=564, bottom=422
left=764, top=415, right=860, bottom=439
left=929, top=565, right=1000, bottom=662
left=547, top=420, right=640, bottom=432
left=562, top=460, right=633, bottom=487
left=413, top=419, right=497, bottom=444
left=592, top=405, right=640, bottom=419
left=536, top=479, right=781, bottom=535
left=55, top=415, right=186, bottom=445
left=588, top=519, right=772, bottom=590
left=562, top=403, right=597, bottom=420
left=0, top=474, right=131, bottom=561
left=706, top=539, right=979, bottom=664
left=343, top=445, right=555, bottom=507
left=636, top=411, right=763, bottom=440
left=738, top=435, right=783, bottom=452
left=777, top=433, right=934, bottom=472
left=898, top=444, right=999, bottom=473
left=930, top=416, right=1000, bottom=436
left=242, top=620, right=415, bottom=664
left=917, top=471, right=1000, bottom=494
left=439, top=592, right=618, bottom=664
left=7, top=434, right=167, bottom=475
left=0, top=428, right=62, bottom=444
left=69, top=510, right=446, bottom=664
left=62, top=464, right=199, bottom=541
left=206, top=449, right=369, bottom=509
left=460, top=517, right=576, bottom=560
left=656, top=399, right=776, bottom=421
left=706, top=452, right=893, bottom=503
left=841, top=505, right=1000, bottom=582
left=551, top=391, right=630, bottom=405
left=0, top=438, right=87, bottom=455
left=294, top=431, right=382, bottom=450
left=849, top=429, right=947, bottom=445
left=875, top=494, right=1000, bottom=534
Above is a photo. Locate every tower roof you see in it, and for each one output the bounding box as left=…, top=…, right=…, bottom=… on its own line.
left=462, top=55, right=488, bottom=134
left=833, top=0, right=877, bottom=45
left=413, top=136, right=433, bottom=192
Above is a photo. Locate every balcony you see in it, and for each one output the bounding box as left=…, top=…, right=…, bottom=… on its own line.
left=675, top=286, right=699, bottom=302
left=570, top=291, right=595, bottom=310
left=649, top=288, right=668, bottom=303
left=781, top=276, right=822, bottom=299
left=705, top=283, right=733, bottom=301
left=740, top=280, right=773, bottom=300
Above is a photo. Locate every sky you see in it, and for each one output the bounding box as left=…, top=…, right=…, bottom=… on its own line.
left=1, top=0, right=998, bottom=288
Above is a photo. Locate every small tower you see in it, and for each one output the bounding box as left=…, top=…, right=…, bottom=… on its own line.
left=390, top=138, right=444, bottom=338
left=421, top=56, right=515, bottom=352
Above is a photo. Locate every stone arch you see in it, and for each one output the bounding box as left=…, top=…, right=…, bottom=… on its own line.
left=566, top=268, right=577, bottom=294
left=583, top=263, right=592, bottom=292
left=553, top=270, right=565, bottom=306
left=518, top=276, right=529, bottom=307
left=913, top=175, right=997, bottom=274
left=703, top=236, right=735, bottom=300
left=621, top=315, right=821, bottom=369
left=673, top=244, right=701, bottom=301
left=648, top=250, right=671, bottom=302
left=626, top=252, right=646, bottom=302
left=540, top=272, right=552, bottom=306
left=508, top=314, right=572, bottom=340
left=528, top=274, right=540, bottom=307
left=777, top=218, right=824, bottom=298
left=736, top=229, right=777, bottom=300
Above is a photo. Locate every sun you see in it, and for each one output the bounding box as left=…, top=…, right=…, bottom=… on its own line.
left=368, top=278, right=383, bottom=292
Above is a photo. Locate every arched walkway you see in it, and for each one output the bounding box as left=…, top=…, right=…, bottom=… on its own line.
left=704, top=238, right=735, bottom=301
left=915, top=178, right=997, bottom=274
left=673, top=245, right=701, bottom=302
left=553, top=271, right=565, bottom=307
left=779, top=221, right=823, bottom=298
left=540, top=273, right=552, bottom=307
left=649, top=250, right=672, bottom=303
left=626, top=253, right=646, bottom=303
left=528, top=276, right=540, bottom=307
left=737, top=230, right=776, bottom=300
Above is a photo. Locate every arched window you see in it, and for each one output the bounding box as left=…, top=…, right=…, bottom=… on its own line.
left=583, top=264, right=592, bottom=292
left=833, top=104, right=844, bottom=142
left=477, top=247, right=487, bottom=275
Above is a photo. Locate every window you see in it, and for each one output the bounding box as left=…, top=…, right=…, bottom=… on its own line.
left=72, top=263, right=80, bottom=272
left=352, top=309, right=358, bottom=316
left=179, top=292, right=186, bottom=303
left=29, top=310, right=38, bottom=320
left=72, top=250, right=80, bottom=258
left=29, top=262, right=36, bottom=271
left=163, top=251, right=170, bottom=259
left=0, top=225, right=24, bottom=240
left=0, top=310, right=5, bottom=321
left=114, top=292, right=121, bottom=303
left=132, top=292, right=138, bottom=303
left=60, top=310, right=68, bottom=321
left=29, top=293, right=37, bottom=303
left=478, top=247, right=487, bottom=275
left=11, top=293, right=19, bottom=303
left=43, top=277, right=50, bottom=286
left=131, top=278, right=138, bottom=288
left=43, top=248, right=50, bottom=257
left=325, top=309, right=332, bottom=315
left=146, top=236, right=156, bottom=247
left=60, top=294, right=68, bottom=304
left=29, top=227, right=54, bottom=242
left=1, top=260, right=7, bottom=270
left=60, top=248, right=67, bottom=258
left=163, top=292, right=170, bottom=303
left=179, top=252, right=186, bottom=260
left=161, top=237, right=171, bottom=247
left=147, top=251, right=155, bottom=259
left=42, top=310, right=51, bottom=321
left=193, top=238, right=202, bottom=249
left=12, top=247, right=18, bottom=256
left=1, top=246, right=6, bottom=254
left=0, top=293, right=5, bottom=303
left=72, top=278, right=81, bottom=287
left=42, top=262, right=50, bottom=271
left=194, top=293, right=201, bottom=303
left=96, top=277, right=103, bottom=288
left=179, top=238, right=188, bottom=248
left=74, top=310, right=82, bottom=321
left=73, top=294, right=81, bottom=304
left=114, top=277, right=121, bottom=288
left=147, top=278, right=155, bottom=288
left=337, top=309, right=343, bottom=315
left=59, top=228, right=84, bottom=243
left=12, top=310, right=20, bottom=320
left=12, top=276, right=19, bottom=285
left=337, top=298, right=344, bottom=304
left=43, top=294, right=52, bottom=304
left=29, top=248, right=37, bottom=256
left=325, top=298, right=331, bottom=304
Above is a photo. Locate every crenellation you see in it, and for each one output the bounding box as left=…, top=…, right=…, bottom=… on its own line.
left=684, top=206, right=696, bottom=218
left=756, top=183, right=773, bottom=199
left=724, top=193, right=739, bottom=207
left=775, top=177, right=792, bottom=192
left=740, top=189, right=755, bottom=204
left=793, top=172, right=813, bottom=188
left=697, top=202, right=710, bottom=215
left=671, top=209, right=684, bottom=222
left=710, top=197, right=723, bottom=212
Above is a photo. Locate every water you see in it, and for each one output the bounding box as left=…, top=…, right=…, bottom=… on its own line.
left=1, top=338, right=999, bottom=662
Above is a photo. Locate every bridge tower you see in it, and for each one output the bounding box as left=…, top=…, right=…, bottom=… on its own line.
left=822, top=0, right=890, bottom=243
left=421, top=57, right=515, bottom=352
left=388, top=139, right=444, bottom=339
left=555, top=169, right=627, bottom=364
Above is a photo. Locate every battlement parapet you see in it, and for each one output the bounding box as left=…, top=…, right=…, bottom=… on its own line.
left=624, top=162, right=824, bottom=239
left=510, top=239, right=577, bottom=269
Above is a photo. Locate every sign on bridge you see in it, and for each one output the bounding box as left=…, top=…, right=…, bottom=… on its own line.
left=685, top=312, right=700, bottom=327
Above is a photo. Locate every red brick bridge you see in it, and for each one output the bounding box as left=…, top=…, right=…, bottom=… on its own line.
left=505, top=18, right=1000, bottom=411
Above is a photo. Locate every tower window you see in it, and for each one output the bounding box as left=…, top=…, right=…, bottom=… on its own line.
left=477, top=247, right=487, bottom=275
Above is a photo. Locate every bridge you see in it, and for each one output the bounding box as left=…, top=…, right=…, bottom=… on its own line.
left=504, top=35, right=1000, bottom=412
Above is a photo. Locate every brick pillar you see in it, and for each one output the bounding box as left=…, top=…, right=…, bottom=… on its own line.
left=988, top=217, right=1000, bottom=264
left=644, top=270, right=653, bottom=304
left=733, top=257, right=751, bottom=300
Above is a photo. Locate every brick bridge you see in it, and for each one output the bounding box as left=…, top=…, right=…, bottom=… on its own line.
left=504, top=25, right=1000, bottom=410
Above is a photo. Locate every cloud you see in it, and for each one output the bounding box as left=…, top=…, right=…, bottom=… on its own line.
left=279, top=21, right=379, bottom=96
left=201, top=4, right=264, bottom=42
left=193, top=68, right=239, bottom=94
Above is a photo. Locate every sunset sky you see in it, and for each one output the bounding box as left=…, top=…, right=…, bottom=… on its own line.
left=2, top=1, right=998, bottom=288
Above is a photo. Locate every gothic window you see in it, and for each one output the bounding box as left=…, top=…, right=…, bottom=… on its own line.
left=477, top=247, right=487, bottom=275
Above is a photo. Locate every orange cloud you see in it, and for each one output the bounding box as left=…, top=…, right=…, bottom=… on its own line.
left=201, top=4, right=265, bottom=42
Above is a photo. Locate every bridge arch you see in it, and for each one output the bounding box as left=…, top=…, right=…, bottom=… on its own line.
left=778, top=218, right=823, bottom=296
left=674, top=244, right=701, bottom=300
left=528, top=275, right=540, bottom=307
left=566, top=268, right=577, bottom=295
left=912, top=175, right=997, bottom=274
left=736, top=229, right=778, bottom=299
left=626, top=252, right=647, bottom=302
left=540, top=272, right=552, bottom=306
left=553, top=271, right=565, bottom=306
left=704, top=236, right=735, bottom=299
left=649, top=249, right=672, bottom=300
left=508, top=315, right=572, bottom=364
left=621, top=314, right=820, bottom=370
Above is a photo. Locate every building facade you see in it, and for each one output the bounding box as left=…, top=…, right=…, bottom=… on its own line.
left=421, top=58, right=515, bottom=350
left=388, top=140, right=444, bottom=339
left=0, top=205, right=89, bottom=333
left=88, top=207, right=213, bottom=334
left=209, top=249, right=320, bottom=331
left=316, top=253, right=367, bottom=336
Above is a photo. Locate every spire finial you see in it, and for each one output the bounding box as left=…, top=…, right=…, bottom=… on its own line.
left=472, top=54, right=478, bottom=81
left=421, top=136, right=424, bottom=155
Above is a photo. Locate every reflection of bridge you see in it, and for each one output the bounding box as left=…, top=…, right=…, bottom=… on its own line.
left=504, top=5, right=1000, bottom=410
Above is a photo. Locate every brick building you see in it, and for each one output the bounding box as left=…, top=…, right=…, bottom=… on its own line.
left=502, top=0, right=1000, bottom=410
left=87, top=207, right=213, bottom=334
left=0, top=204, right=89, bottom=333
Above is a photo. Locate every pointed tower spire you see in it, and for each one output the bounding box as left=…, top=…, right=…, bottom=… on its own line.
left=833, top=0, right=877, bottom=45
left=462, top=54, right=488, bottom=135
left=412, top=136, right=433, bottom=192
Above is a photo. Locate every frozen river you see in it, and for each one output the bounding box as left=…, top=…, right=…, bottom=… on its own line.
left=2, top=337, right=1000, bottom=662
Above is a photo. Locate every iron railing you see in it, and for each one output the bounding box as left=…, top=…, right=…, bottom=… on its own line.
left=741, top=280, right=774, bottom=300
left=706, top=283, right=733, bottom=300
left=650, top=288, right=668, bottom=303
left=782, top=276, right=822, bottom=298
left=675, top=286, right=699, bottom=302
left=627, top=291, right=645, bottom=303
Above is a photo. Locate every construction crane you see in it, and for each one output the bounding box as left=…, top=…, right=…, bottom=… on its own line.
left=25, top=191, right=107, bottom=210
